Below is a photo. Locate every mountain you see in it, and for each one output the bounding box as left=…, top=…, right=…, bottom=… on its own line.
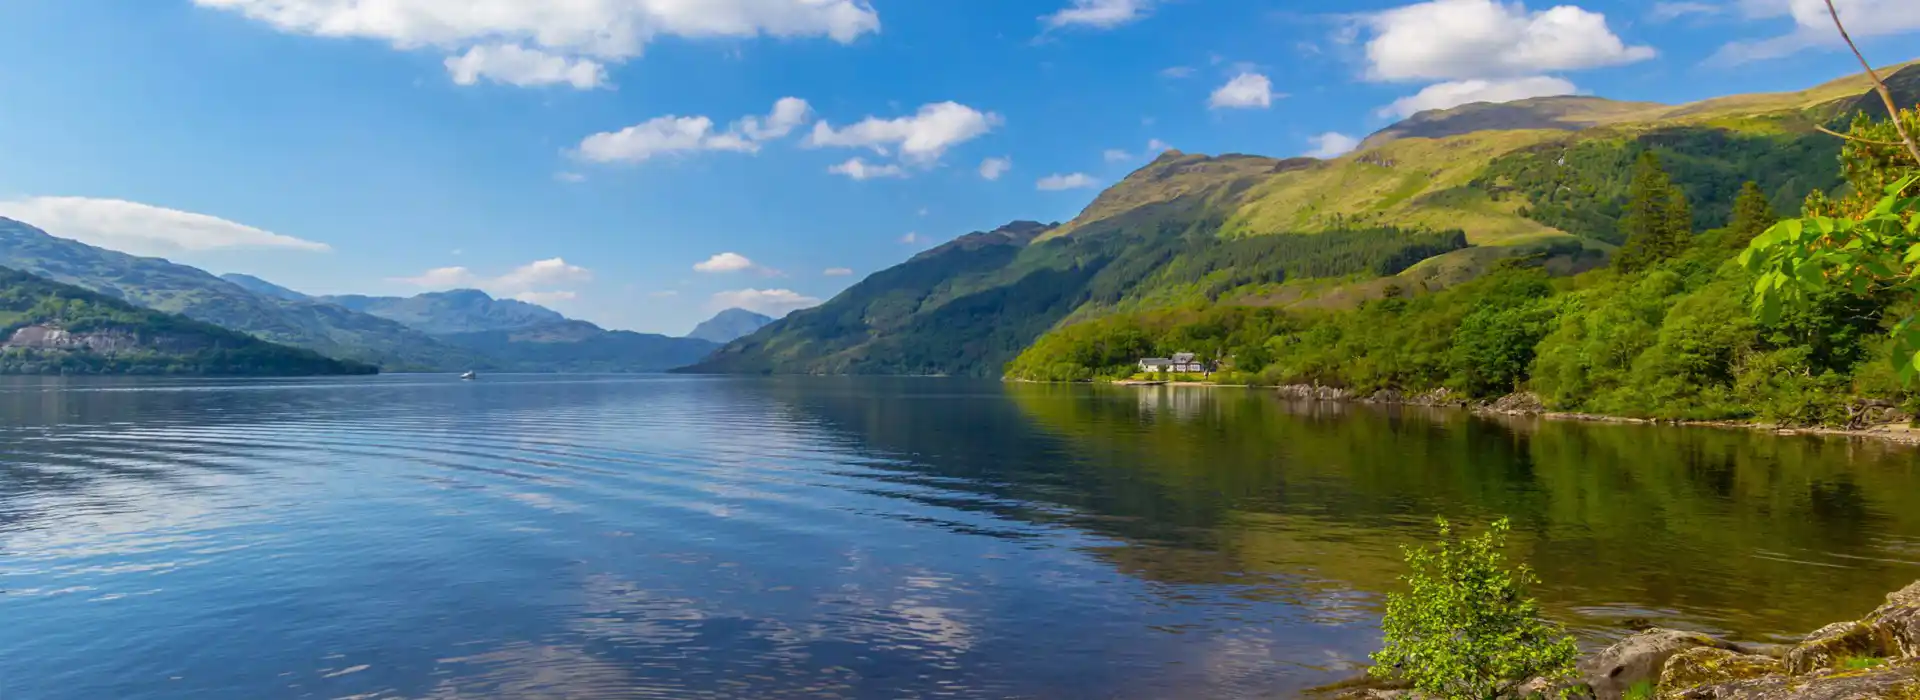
left=0, top=218, right=485, bottom=371
left=689, top=61, right=1915, bottom=378
left=1355, top=96, right=1668, bottom=151
left=0, top=266, right=375, bottom=375
left=220, top=273, right=310, bottom=301
left=320, top=289, right=566, bottom=335
left=437, top=320, right=718, bottom=373
left=686, top=308, right=774, bottom=344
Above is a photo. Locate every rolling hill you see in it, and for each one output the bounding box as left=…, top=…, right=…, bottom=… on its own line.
left=688, top=61, right=1916, bottom=378
left=220, top=273, right=311, bottom=301
left=0, top=218, right=487, bottom=371
left=436, top=320, right=718, bottom=373
left=320, top=289, right=567, bottom=335
left=687, top=308, right=775, bottom=344
left=0, top=266, right=375, bottom=376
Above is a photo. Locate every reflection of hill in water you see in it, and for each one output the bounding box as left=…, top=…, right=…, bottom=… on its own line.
left=754, top=378, right=1920, bottom=643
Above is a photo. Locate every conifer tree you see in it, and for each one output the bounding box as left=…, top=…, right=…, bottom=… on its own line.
left=1722, top=181, right=1778, bottom=249
left=1615, top=151, right=1688, bottom=272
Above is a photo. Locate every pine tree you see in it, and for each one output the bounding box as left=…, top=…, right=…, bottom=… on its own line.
left=1615, top=151, right=1685, bottom=273
left=1722, top=181, right=1778, bottom=249
left=1664, top=186, right=1693, bottom=258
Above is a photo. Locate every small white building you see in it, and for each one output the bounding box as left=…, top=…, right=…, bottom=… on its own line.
left=1139, top=352, right=1209, bottom=374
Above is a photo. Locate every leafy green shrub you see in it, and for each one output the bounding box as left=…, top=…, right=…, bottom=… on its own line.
left=1370, top=518, right=1578, bottom=700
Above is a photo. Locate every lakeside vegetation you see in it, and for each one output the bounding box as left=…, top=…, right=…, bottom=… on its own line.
left=1007, top=103, right=1920, bottom=427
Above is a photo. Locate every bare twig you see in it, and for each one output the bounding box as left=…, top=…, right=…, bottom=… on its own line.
left=1815, top=124, right=1913, bottom=146
left=1825, top=0, right=1920, bottom=165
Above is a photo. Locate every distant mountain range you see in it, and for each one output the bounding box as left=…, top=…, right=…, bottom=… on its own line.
left=686, top=308, right=773, bottom=344
left=319, top=289, right=567, bottom=335
left=0, top=217, right=721, bottom=373
left=12, top=61, right=1912, bottom=379
left=0, top=217, right=486, bottom=371
left=689, top=61, right=1920, bottom=378
left=0, top=265, right=374, bottom=375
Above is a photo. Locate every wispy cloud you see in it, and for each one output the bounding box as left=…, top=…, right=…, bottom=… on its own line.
left=0, top=196, right=330, bottom=256
left=1037, top=173, right=1099, bottom=191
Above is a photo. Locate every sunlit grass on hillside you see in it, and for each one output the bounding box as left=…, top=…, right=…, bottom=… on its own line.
left=1220, top=130, right=1572, bottom=246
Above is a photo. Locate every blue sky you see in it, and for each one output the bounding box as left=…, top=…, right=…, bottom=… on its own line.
left=0, top=0, right=1916, bottom=335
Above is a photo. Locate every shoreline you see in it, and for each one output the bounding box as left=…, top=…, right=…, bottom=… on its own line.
left=1045, top=378, right=1920, bottom=447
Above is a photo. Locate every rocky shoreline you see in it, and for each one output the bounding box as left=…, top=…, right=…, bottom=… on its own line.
left=1260, top=383, right=1920, bottom=448
left=1323, top=579, right=1920, bottom=699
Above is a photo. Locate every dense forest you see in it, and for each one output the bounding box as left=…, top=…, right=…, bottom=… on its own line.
left=1008, top=107, right=1920, bottom=426
left=0, top=266, right=378, bottom=376
left=1473, top=126, right=1844, bottom=245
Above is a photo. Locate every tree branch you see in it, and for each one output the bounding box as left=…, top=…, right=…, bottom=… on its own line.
left=1825, top=0, right=1920, bottom=166
left=1815, top=125, right=1913, bottom=146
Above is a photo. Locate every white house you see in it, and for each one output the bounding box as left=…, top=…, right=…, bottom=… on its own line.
left=1139, top=352, right=1209, bottom=374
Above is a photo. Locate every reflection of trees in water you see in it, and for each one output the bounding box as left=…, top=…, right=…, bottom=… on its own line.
left=767, top=380, right=1920, bottom=644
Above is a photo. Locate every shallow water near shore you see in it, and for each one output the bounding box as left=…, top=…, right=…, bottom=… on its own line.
left=1, top=375, right=1917, bottom=699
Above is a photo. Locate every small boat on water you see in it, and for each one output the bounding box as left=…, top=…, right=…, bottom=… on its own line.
left=460, top=371, right=477, bottom=381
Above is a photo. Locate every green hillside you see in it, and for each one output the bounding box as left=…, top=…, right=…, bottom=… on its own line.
left=321, top=289, right=566, bottom=335
left=0, top=266, right=375, bottom=375
left=0, top=217, right=485, bottom=371
left=689, top=61, right=1917, bottom=380
left=438, top=320, right=718, bottom=373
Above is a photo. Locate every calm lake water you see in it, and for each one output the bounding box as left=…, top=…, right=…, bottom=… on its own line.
left=2, top=375, right=1918, bottom=699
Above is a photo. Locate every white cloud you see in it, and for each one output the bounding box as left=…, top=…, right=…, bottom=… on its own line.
left=444, top=44, right=608, bottom=89
left=1306, top=132, right=1362, bottom=158
left=694, top=252, right=756, bottom=273
left=1044, top=0, right=1153, bottom=29
left=1147, top=138, right=1172, bottom=153
left=0, top=196, right=330, bottom=256
left=823, top=267, right=854, bottom=276
left=554, top=171, right=586, bottom=183
left=806, top=102, right=1000, bottom=165
left=1103, top=148, right=1134, bottom=162
left=397, top=257, right=591, bottom=299
left=1713, top=0, right=1920, bottom=63
left=733, top=97, right=813, bottom=140
left=1210, top=72, right=1277, bottom=109
left=979, top=157, right=1013, bottom=181
left=1380, top=76, right=1578, bottom=118
left=576, top=116, right=746, bottom=163
left=514, top=290, right=577, bottom=305
left=827, top=158, right=907, bottom=180
left=194, top=0, right=881, bottom=87
left=496, top=257, right=593, bottom=289
left=709, top=288, right=821, bottom=316
left=1037, top=173, right=1100, bottom=191
left=574, top=97, right=807, bottom=163
left=1359, top=0, right=1655, bottom=82
left=900, top=232, right=922, bottom=245
left=1159, top=66, right=1195, bottom=78
left=1650, top=2, right=1721, bottom=20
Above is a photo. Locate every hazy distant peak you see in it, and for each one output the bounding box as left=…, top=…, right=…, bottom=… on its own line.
left=687, top=308, right=775, bottom=344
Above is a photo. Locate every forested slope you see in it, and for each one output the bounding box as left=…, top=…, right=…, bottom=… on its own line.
left=696, top=61, right=1920, bottom=383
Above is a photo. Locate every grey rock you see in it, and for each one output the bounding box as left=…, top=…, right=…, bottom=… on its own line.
left=1582, top=629, right=1746, bottom=700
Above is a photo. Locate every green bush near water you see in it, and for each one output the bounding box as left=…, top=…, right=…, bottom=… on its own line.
left=1370, top=517, right=1579, bottom=700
